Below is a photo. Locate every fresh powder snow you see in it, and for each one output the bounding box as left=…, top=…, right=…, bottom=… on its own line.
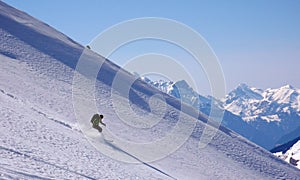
left=0, top=1, right=300, bottom=179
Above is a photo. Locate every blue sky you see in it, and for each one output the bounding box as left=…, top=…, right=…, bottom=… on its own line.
left=3, top=0, right=300, bottom=95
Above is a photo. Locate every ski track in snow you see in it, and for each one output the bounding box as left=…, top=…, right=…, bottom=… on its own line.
left=1, top=1, right=300, bottom=179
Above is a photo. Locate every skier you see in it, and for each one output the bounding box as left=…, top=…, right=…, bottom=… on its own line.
left=91, top=114, right=106, bottom=133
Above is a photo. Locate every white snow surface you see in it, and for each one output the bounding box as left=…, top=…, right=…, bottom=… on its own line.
left=0, top=1, right=300, bottom=179
left=274, top=140, right=300, bottom=169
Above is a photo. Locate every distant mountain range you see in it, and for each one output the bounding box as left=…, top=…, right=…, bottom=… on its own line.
left=223, top=83, right=300, bottom=122
left=222, top=83, right=300, bottom=147
left=141, top=77, right=300, bottom=150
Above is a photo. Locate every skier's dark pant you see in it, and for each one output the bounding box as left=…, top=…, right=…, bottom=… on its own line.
left=93, top=125, right=102, bottom=132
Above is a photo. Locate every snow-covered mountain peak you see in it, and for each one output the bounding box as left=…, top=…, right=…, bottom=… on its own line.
left=143, top=78, right=203, bottom=106
left=263, top=85, right=300, bottom=105
left=222, top=83, right=300, bottom=124
left=237, top=83, right=250, bottom=90
left=174, top=80, right=190, bottom=89
left=226, top=83, right=263, bottom=101
left=221, top=84, right=263, bottom=117
left=282, top=84, right=295, bottom=90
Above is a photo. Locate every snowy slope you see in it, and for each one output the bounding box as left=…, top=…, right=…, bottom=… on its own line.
left=0, top=55, right=178, bottom=179
left=272, top=136, right=300, bottom=169
left=1, top=1, right=300, bottom=179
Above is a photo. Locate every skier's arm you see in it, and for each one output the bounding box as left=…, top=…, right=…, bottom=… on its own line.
left=100, top=119, right=106, bottom=126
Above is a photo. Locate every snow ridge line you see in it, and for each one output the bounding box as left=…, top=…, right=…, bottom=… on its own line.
left=0, top=88, right=73, bottom=130
left=30, top=107, right=73, bottom=129
left=0, top=88, right=17, bottom=101
left=103, top=140, right=176, bottom=180
left=0, top=145, right=96, bottom=180
left=1, top=166, right=52, bottom=180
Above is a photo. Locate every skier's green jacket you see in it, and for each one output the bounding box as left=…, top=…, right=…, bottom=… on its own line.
left=91, top=114, right=105, bottom=127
